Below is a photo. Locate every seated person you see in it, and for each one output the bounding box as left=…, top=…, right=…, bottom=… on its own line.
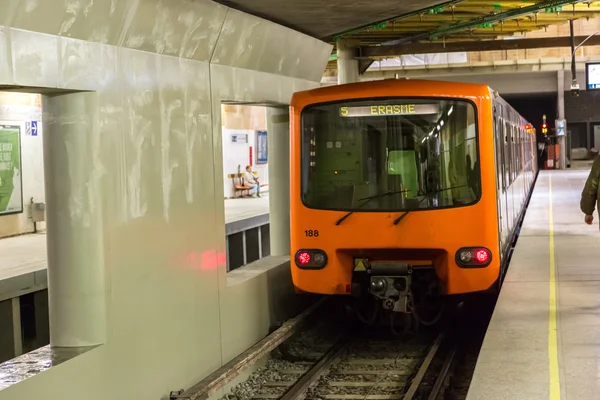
left=244, top=165, right=261, bottom=198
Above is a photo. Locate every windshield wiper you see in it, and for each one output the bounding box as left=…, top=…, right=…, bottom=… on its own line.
left=392, top=185, right=467, bottom=225
left=392, top=195, right=429, bottom=225
left=335, top=190, right=406, bottom=226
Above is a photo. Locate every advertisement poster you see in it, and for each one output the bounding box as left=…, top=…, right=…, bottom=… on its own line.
left=256, top=130, right=267, bottom=164
left=0, top=124, right=22, bottom=215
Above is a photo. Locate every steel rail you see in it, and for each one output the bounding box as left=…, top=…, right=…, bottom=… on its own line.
left=279, top=335, right=351, bottom=400
left=403, top=333, right=446, bottom=400
left=428, top=347, right=457, bottom=400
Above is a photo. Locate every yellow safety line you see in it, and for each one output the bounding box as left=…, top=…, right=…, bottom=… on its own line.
left=548, top=174, right=561, bottom=399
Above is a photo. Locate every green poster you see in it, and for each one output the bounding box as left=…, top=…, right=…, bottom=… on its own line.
left=0, top=124, right=22, bottom=215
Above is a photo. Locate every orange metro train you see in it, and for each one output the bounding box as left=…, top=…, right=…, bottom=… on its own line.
left=289, top=79, right=537, bottom=325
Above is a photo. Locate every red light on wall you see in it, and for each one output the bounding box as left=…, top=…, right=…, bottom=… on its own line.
left=297, top=252, right=311, bottom=265
left=475, top=249, right=490, bottom=263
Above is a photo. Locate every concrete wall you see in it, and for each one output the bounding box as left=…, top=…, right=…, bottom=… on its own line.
left=564, top=89, right=600, bottom=122
left=0, top=1, right=331, bottom=399
left=0, top=93, right=44, bottom=238
left=422, top=71, right=561, bottom=95
left=221, top=105, right=269, bottom=198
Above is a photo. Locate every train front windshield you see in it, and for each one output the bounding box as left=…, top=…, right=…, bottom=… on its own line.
left=300, top=98, right=481, bottom=212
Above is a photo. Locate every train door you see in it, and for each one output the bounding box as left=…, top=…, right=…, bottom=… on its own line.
left=504, top=119, right=515, bottom=235
left=510, top=122, right=518, bottom=228
left=509, top=119, right=519, bottom=226
left=496, top=110, right=510, bottom=254
left=493, top=114, right=504, bottom=253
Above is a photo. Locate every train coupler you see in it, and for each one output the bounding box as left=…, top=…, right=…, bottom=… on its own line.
left=352, top=259, right=414, bottom=313
left=369, top=269, right=412, bottom=313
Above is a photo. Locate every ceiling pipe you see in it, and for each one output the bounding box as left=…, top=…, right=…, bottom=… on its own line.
left=382, top=0, right=587, bottom=46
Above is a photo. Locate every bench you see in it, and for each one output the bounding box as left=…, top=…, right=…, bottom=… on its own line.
left=228, top=173, right=268, bottom=198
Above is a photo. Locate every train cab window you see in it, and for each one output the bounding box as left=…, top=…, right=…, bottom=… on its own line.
left=300, top=98, right=481, bottom=212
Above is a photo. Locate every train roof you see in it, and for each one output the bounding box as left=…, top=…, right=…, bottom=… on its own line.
left=291, top=79, right=535, bottom=131
left=292, top=79, right=493, bottom=106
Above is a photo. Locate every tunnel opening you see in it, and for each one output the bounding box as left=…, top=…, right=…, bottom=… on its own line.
left=503, top=92, right=558, bottom=169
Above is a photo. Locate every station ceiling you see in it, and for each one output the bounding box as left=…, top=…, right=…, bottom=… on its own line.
left=212, top=0, right=446, bottom=38
left=216, top=0, right=600, bottom=71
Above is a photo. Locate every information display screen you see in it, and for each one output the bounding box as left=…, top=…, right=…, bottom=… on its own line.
left=339, top=103, right=440, bottom=117
left=586, top=62, right=600, bottom=90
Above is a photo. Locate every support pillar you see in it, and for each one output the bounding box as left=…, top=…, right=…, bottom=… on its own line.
left=43, top=92, right=107, bottom=348
left=557, top=71, right=567, bottom=169
left=267, top=107, right=290, bottom=256
left=336, top=40, right=360, bottom=84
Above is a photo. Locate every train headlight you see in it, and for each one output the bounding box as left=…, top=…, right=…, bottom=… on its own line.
left=456, top=247, right=492, bottom=268
left=459, top=250, right=472, bottom=263
left=313, top=253, right=326, bottom=265
left=295, top=249, right=328, bottom=269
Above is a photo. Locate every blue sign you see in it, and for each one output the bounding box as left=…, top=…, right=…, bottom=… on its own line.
left=256, top=130, right=267, bottom=164
left=556, top=119, right=566, bottom=137
left=25, top=121, right=38, bottom=136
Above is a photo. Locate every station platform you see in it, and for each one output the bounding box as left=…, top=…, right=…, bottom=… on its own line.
left=467, top=166, right=600, bottom=400
left=224, top=194, right=269, bottom=224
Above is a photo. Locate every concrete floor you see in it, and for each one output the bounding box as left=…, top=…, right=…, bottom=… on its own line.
left=467, top=165, right=600, bottom=400
left=0, top=233, right=47, bottom=281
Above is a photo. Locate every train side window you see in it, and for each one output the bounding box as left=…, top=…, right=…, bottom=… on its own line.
left=512, top=125, right=516, bottom=181
left=511, top=124, right=516, bottom=183
left=493, top=116, right=500, bottom=192
left=508, top=124, right=513, bottom=185
left=512, top=128, right=516, bottom=181
left=504, top=121, right=511, bottom=186
left=514, top=126, right=519, bottom=179
left=500, top=118, right=507, bottom=191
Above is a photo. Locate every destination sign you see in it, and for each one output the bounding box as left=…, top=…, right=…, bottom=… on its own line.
left=339, top=103, right=440, bottom=117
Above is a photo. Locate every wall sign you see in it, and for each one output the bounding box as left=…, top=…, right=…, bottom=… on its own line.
left=256, top=130, right=267, bottom=164
left=231, top=133, right=248, bottom=143
left=586, top=62, right=600, bottom=90
left=25, top=121, right=38, bottom=136
left=0, top=124, right=23, bottom=215
left=555, top=119, right=566, bottom=137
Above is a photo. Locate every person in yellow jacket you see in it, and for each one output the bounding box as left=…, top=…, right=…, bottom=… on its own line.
left=581, top=156, right=600, bottom=226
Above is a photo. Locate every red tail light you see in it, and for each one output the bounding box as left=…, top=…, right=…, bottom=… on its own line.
left=456, top=247, right=492, bottom=268
left=295, top=249, right=328, bottom=269
left=297, top=252, right=311, bottom=265
left=475, top=249, right=490, bottom=263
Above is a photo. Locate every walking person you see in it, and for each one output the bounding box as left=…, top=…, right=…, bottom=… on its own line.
left=581, top=156, right=600, bottom=226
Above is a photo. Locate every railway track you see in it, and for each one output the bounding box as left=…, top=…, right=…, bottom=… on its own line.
left=243, top=328, right=457, bottom=400
left=172, top=297, right=492, bottom=400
